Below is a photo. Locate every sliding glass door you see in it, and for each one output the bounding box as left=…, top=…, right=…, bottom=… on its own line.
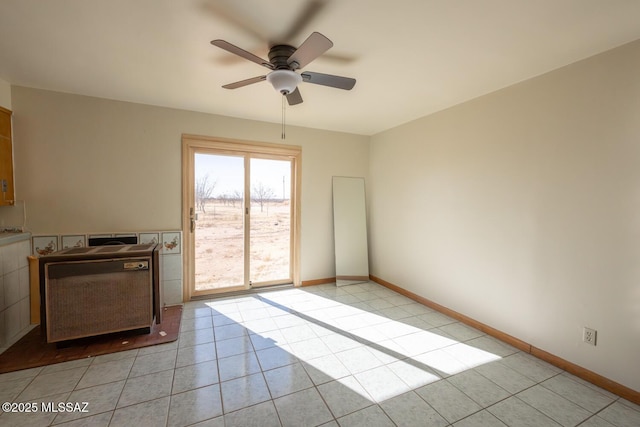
left=182, top=136, right=300, bottom=299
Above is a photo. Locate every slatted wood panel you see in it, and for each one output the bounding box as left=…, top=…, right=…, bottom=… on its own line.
left=45, top=261, right=153, bottom=343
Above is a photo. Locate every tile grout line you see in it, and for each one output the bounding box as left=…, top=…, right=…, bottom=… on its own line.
left=579, top=398, right=620, bottom=426
left=479, top=369, right=594, bottom=427
left=248, top=314, right=287, bottom=427
left=165, top=336, right=180, bottom=427
left=210, top=314, right=225, bottom=419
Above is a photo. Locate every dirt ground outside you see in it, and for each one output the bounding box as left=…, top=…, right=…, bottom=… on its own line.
left=194, top=199, right=291, bottom=290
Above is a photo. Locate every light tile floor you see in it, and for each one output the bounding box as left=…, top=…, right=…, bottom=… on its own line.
left=0, top=282, right=638, bottom=426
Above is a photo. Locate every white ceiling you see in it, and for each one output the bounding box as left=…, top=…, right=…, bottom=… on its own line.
left=1, top=0, right=640, bottom=136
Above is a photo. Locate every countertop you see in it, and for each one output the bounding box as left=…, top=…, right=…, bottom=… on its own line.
left=0, top=231, right=31, bottom=246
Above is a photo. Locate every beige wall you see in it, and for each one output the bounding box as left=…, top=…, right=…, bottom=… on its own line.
left=0, top=78, right=10, bottom=109
left=10, top=87, right=369, bottom=282
left=369, top=39, right=640, bottom=392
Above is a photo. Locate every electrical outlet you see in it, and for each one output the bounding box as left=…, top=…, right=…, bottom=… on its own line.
left=583, top=327, right=597, bottom=346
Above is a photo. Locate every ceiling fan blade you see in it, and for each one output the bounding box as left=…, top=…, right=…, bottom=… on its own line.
left=201, top=1, right=270, bottom=43
left=286, top=87, right=303, bottom=105
left=301, top=71, right=356, bottom=90
left=280, top=0, right=328, bottom=43
left=211, top=40, right=274, bottom=70
left=287, top=32, right=333, bottom=70
left=222, top=75, right=266, bottom=89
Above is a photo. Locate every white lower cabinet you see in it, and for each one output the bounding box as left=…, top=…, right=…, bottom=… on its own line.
left=0, top=235, right=32, bottom=352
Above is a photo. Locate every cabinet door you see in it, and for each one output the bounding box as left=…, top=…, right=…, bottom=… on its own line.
left=0, top=107, right=14, bottom=205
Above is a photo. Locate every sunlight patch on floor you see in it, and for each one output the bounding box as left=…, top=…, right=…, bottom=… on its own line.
left=252, top=288, right=502, bottom=401
left=200, top=284, right=502, bottom=403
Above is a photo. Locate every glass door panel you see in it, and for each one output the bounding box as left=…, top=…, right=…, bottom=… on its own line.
left=249, top=158, right=292, bottom=285
left=194, top=153, right=246, bottom=291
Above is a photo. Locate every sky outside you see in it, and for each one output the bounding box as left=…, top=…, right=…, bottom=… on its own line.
left=195, top=154, right=291, bottom=200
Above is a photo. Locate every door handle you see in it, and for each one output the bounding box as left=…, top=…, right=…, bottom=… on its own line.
left=190, top=208, right=198, bottom=232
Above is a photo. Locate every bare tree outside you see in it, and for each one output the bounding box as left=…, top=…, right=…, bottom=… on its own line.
left=232, top=190, right=243, bottom=207
left=196, top=174, right=217, bottom=213
left=252, top=182, right=276, bottom=213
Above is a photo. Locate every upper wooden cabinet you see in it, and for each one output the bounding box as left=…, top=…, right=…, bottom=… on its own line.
left=0, top=106, right=15, bottom=206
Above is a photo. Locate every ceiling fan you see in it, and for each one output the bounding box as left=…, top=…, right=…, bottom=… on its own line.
left=211, top=32, right=356, bottom=105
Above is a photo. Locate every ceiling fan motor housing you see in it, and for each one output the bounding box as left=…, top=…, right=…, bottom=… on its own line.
left=268, top=45, right=298, bottom=69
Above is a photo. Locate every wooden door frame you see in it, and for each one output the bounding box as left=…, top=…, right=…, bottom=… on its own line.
left=181, top=134, right=302, bottom=301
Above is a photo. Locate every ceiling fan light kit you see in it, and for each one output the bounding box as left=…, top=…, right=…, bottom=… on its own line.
left=266, top=70, right=302, bottom=95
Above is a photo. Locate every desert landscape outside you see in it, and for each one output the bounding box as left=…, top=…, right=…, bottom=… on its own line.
left=194, top=153, right=292, bottom=291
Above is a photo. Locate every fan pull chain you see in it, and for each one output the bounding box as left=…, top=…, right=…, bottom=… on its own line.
left=281, top=94, right=286, bottom=139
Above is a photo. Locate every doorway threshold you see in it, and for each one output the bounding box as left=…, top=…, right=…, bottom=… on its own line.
left=190, top=283, right=295, bottom=301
